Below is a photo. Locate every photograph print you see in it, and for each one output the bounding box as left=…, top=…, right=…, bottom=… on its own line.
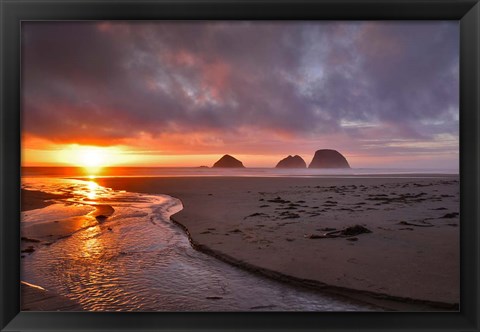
left=20, top=21, right=459, bottom=311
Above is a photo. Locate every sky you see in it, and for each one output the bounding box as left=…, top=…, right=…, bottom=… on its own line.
left=21, top=21, right=459, bottom=169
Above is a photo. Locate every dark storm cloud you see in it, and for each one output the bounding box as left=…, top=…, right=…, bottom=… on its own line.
left=22, top=21, right=459, bottom=147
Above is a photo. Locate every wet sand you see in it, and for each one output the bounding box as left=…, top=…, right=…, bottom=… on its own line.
left=21, top=191, right=115, bottom=257
left=96, top=175, right=460, bottom=310
left=21, top=189, right=117, bottom=311
left=21, top=189, right=72, bottom=211
left=21, top=281, right=83, bottom=311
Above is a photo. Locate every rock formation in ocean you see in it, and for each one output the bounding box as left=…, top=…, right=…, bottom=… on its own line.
left=275, top=155, right=307, bottom=168
left=212, top=155, right=245, bottom=168
left=308, top=149, right=350, bottom=168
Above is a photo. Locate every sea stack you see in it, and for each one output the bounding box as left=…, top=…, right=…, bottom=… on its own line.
left=308, top=149, right=350, bottom=168
left=275, top=155, right=307, bottom=168
left=213, top=155, right=245, bottom=168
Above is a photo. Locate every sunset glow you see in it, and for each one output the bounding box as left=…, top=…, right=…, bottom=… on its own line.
left=65, top=145, right=125, bottom=168
left=78, top=148, right=104, bottom=167
left=21, top=21, right=459, bottom=169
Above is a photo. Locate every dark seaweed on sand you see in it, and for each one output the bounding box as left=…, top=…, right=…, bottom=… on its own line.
left=306, top=225, right=372, bottom=239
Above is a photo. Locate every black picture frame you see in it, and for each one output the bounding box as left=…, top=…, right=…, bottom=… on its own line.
left=1, top=0, right=479, bottom=331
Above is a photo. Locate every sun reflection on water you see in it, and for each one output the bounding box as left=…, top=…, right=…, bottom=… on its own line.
left=87, top=181, right=99, bottom=200
left=80, top=225, right=104, bottom=259
left=68, top=179, right=112, bottom=203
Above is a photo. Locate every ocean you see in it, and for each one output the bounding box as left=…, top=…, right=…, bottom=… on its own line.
left=22, top=166, right=459, bottom=178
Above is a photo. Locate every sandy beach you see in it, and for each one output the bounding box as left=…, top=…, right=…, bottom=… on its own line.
left=95, top=175, right=460, bottom=309
left=21, top=189, right=72, bottom=211
left=21, top=281, right=83, bottom=311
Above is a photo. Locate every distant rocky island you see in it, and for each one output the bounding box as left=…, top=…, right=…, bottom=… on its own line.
left=213, top=155, right=245, bottom=168
left=275, top=155, right=307, bottom=168
left=212, top=150, right=349, bottom=168
left=308, top=149, right=350, bottom=168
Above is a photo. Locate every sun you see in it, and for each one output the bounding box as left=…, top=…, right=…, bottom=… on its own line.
left=53, top=144, right=135, bottom=172
left=79, top=149, right=105, bottom=167
left=57, top=145, right=113, bottom=170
